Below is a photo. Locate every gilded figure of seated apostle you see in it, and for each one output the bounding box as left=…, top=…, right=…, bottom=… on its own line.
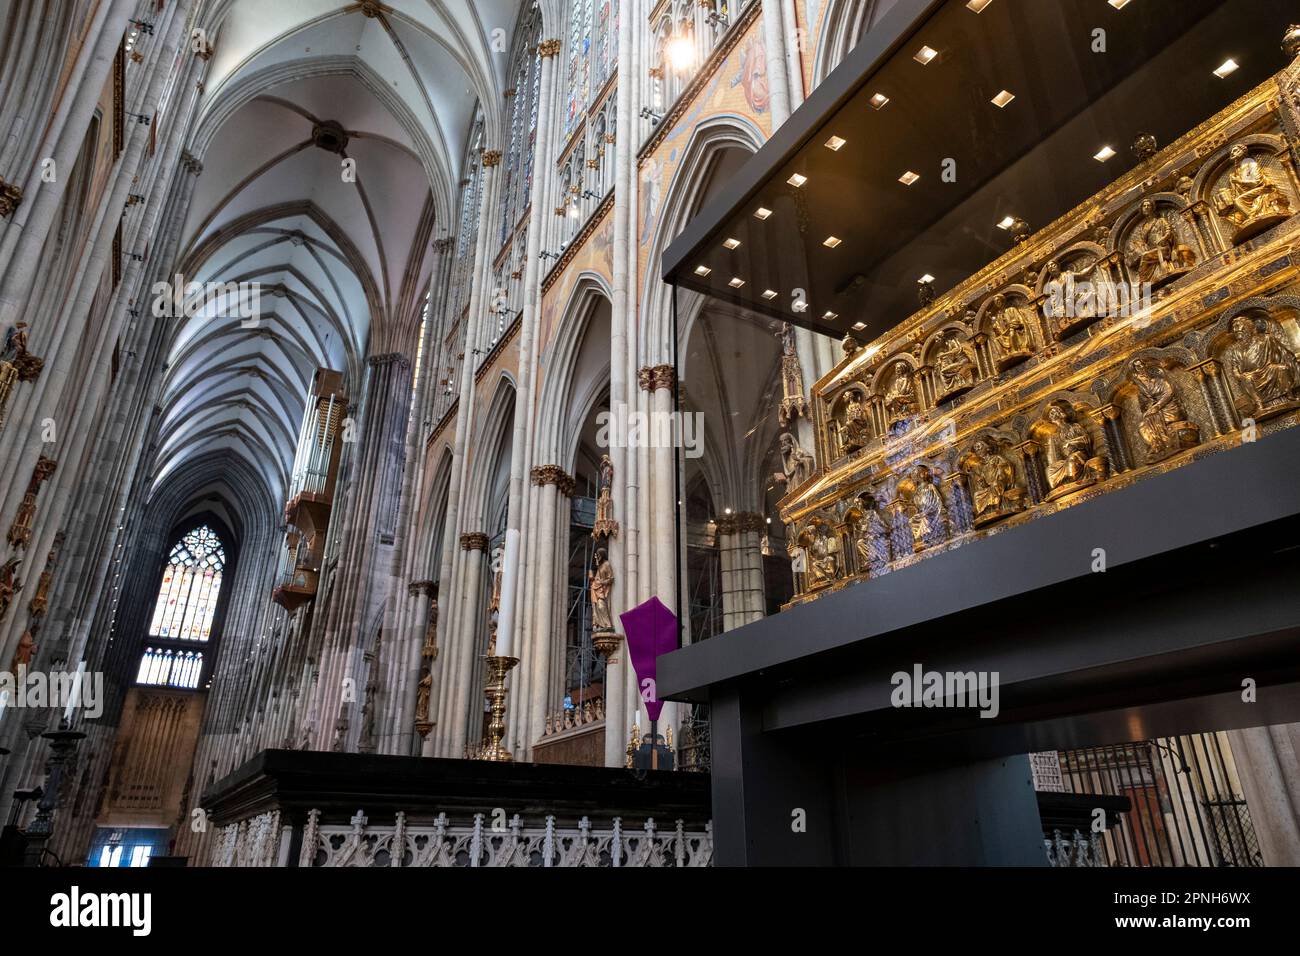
left=988, top=295, right=1033, bottom=368
left=935, top=335, right=977, bottom=399
left=1126, top=199, right=1195, bottom=289
left=804, top=527, right=840, bottom=587
left=837, top=388, right=872, bottom=452
left=852, top=495, right=891, bottom=576
left=1222, top=314, right=1300, bottom=417
left=1041, top=402, right=1106, bottom=500
left=964, top=439, right=1025, bottom=526
left=904, top=465, right=946, bottom=552
left=883, top=361, right=917, bottom=425
left=1215, top=144, right=1292, bottom=242
left=1128, top=359, right=1199, bottom=464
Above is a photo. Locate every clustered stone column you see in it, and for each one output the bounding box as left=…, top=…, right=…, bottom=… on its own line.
left=715, top=511, right=767, bottom=630
left=520, top=464, right=574, bottom=759
left=439, top=530, right=489, bottom=753
left=635, top=363, right=680, bottom=749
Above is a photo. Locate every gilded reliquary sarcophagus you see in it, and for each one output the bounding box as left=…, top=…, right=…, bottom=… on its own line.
left=782, top=66, right=1300, bottom=604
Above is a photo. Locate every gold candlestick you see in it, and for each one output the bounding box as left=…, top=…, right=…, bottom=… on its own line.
left=477, top=654, right=519, bottom=762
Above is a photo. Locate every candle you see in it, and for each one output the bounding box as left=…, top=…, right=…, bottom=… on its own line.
left=63, top=661, right=86, bottom=721
left=494, top=528, right=521, bottom=657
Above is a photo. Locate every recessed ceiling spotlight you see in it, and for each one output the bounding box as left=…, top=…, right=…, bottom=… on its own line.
left=996, top=215, right=1016, bottom=230
left=787, top=172, right=807, bottom=187
left=823, top=236, right=842, bottom=248
left=825, top=135, right=847, bottom=151
left=966, top=0, right=993, bottom=11
left=1093, top=145, right=1116, bottom=162
left=761, top=289, right=778, bottom=300
left=1108, top=0, right=1131, bottom=9
left=823, top=310, right=839, bottom=321
left=852, top=322, right=867, bottom=331
left=991, top=90, right=1015, bottom=108
left=869, top=92, right=890, bottom=110
left=754, top=207, right=773, bottom=220
left=723, top=237, right=741, bottom=249
left=918, top=273, right=935, bottom=284
left=728, top=277, right=745, bottom=288
left=694, top=265, right=712, bottom=277
left=1213, top=58, right=1239, bottom=79
left=898, top=170, right=920, bottom=185
left=913, top=45, right=938, bottom=65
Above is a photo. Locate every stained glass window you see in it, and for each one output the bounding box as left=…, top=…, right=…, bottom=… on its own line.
left=146, top=525, right=225, bottom=641
left=499, top=3, right=543, bottom=246
left=564, top=0, right=593, bottom=136
left=136, top=647, right=205, bottom=689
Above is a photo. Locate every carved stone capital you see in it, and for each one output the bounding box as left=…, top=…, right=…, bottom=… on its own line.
left=0, top=179, right=23, bottom=218
left=409, top=580, right=437, bottom=598
left=538, top=38, right=562, bottom=58
left=367, top=351, right=412, bottom=371
left=530, top=464, right=576, bottom=495
left=639, top=365, right=676, bottom=391
left=432, top=236, right=454, bottom=253
left=481, top=149, right=502, bottom=168
left=460, top=531, right=490, bottom=552
left=180, top=151, right=203, bottom=175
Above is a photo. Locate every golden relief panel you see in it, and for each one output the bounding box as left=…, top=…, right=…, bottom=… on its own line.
left=781, top=64, right=1300, bottom=604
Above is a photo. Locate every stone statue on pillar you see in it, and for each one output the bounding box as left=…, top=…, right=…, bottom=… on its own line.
left=0, top=556, right=21, bottom=624
left=592, top=454, right=619, bottom=538
left=777, top=323, right=808, bottom=427
left=589, top=548, right=615, bottom=633
left=773, top=431, right=815, bottom=490
left=0, top=323, right=44, bottom=431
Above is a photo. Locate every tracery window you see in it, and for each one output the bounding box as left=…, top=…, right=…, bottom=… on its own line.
left=646, top=0, right=753, bottom=130
left=499, top=2, right=544, bottom=247
left=136, top=647, right=205, bottom=689
left=552, top=0, right=619, bottom=249
left=146, top=525, right=225, bottom=641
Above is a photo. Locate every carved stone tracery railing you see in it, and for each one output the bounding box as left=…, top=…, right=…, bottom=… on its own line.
left=783, top=63, right=1300, bottom=604
left=210, top=808, right=713, bottom=867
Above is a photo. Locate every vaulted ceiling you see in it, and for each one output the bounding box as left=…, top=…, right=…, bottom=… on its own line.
left=154, top=0, right=531, bottom=500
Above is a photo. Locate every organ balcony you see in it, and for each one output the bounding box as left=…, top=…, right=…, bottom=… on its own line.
left=273, top=368, right=347, bottom=611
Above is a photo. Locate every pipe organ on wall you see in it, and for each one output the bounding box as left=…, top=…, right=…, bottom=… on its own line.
left=273, top=369, right=348, bottom=611
left=781, top=68, right=1300, bottom=604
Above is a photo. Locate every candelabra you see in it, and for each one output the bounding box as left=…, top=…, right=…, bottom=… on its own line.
left=476, top=655, right=519, bottom=762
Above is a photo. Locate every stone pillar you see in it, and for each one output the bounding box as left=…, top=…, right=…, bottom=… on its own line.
left=323, top=353, right=412, bottom=753
left=645, top=363, right=678, bottom=747
left=1228, top=724, right=1300, bottom=865
left=427, top=146, right=502, bottom=756
left=522, top=465, right=573, bottom=758
left=717, top=512, right=766, bottom=630
left=490, top=37, right=563, bottom=758
left=447, top=531, right=489, bottom=754
left=0, top=0, right=134, bottom=322
left=608, top=0, right=639, bottom=769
